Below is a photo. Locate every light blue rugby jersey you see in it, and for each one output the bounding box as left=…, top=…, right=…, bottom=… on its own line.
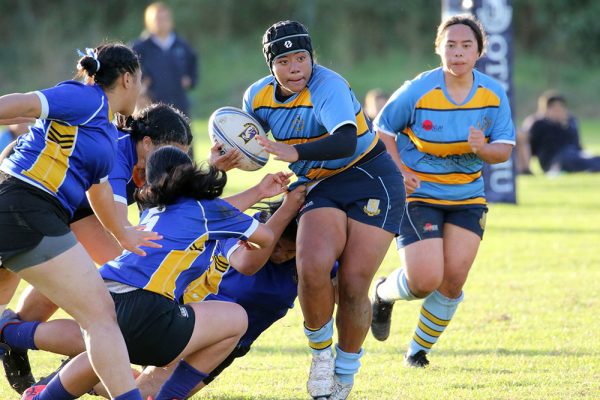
left=0, top=81, right=118, bottom=217
left=375, top=67, right=515, bottom=206
left=243, top=64, right=378, bottom=185
left=99, top=197, right=258, bottom=301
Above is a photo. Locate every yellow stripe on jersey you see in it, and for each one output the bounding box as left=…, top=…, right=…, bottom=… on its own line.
left=252, top=84, right=312, bottom=110
left=278, top=110, right=369, bottom=145
left=421, top=306, right=451, bottom=327
left=416, top=87, right=501, bottom=110
left=144, top=250, right=200, bottom=300
left=407, top=197, right=487, bottom=206
left=413, top=332, right=434, bottom=349
left=304, top=134, right=379, bottom=180
left=404, top=165, right=482, bottom=185
left=181, top=253, right=230, bottom=304
left=356, top=109, right=369, bottom=136
left=404, top=127, right=489, bottom=158
left=22, top=121, right=77, bottom=193
left=418, top=320, right=442, bottom=338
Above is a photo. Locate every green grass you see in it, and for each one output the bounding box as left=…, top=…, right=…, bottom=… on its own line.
left=2, top=121, right=600, bottom=399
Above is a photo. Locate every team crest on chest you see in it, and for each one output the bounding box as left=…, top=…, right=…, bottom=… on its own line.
left=292, top=114, right=305, bottom=132
left=239, top=123, right=260, bottom=144
left=363, top=199, right=381, bottom=217
left=477, top=116, right=492, bottom=132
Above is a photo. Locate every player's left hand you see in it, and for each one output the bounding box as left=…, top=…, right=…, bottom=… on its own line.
left=468, top=126, right=486, bottom=155
left=257, top=171, right=293, bottom=198
left=256, top=135, right=299, bottom=162
left=208, top=142, right=243, bottom=171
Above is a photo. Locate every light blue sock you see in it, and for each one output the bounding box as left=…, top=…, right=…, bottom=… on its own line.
left=304, top=317, right=334, bottom=354
left=408, top=290, right=464, bottom=356
left=334, top=344, right=363, bottom=384
left=377, top=268, right=418, bottom=302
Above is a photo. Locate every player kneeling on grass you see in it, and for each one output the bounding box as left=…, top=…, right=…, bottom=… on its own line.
left=8, top=146, right=294, bottom=400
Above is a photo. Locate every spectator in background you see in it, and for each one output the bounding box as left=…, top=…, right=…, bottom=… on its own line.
left=132, top=2, right=198, bottom=123
left=0, top=122, right=31, bottom=152
left=363, top=89, right=388, bottom=122
left=517, top=91, right=600, bottom=174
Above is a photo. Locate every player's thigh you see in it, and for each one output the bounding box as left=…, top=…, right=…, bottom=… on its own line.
left=338, top=218, right=394, bottom=295
left=297, top=207, right=347, bottom=275
left=17, top=242, right=117, bottom=328
left=441, top=223, right=481, bottom=293
left=178, top=301, right=248, bottom=358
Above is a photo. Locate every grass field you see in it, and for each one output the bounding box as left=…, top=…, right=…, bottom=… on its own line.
left=1, top=121, right=599, bottom=399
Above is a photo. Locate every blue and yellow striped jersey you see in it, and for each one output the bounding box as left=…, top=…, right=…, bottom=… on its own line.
left=243, top=64, right=378, bottom=185
left=375, top=68, right=515, bottom=206
left=76, top=129, right=137, bottom=211
left=0, top=81, right=118, bottom=217
left=99, top=197, right=258, bottom=301
left=184, top=237, right=298, bottom=347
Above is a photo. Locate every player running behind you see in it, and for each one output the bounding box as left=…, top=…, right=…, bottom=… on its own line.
left=370, top=14, right=515, bottom=367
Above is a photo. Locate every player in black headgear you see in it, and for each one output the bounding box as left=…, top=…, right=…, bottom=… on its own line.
left=262, top=20, right=313, bottom=75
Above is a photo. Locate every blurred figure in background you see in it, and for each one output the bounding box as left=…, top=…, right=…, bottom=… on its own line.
left=0, top=122, right=31, bottom=153
left=132, top=2, right=198, bottom=156
left=363, top=89, right=388, bottom=122
left=517, top=91, right=600, bottom=174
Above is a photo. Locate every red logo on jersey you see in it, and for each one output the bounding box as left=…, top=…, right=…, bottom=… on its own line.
left=422, top=120, right=433, bottom=131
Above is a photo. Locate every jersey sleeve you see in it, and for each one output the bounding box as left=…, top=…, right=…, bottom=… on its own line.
left=374, top=81, right=414, bottom=150
left=205, top=199, right=259, bottom=241
left=108, top=132, right=135, bottom=204
left=243, top=86, right=271, bottom=133
left=489, top=89, right=516, bottom=145
left=313, top=77, right=357, bottom=133
left=36, top=82, right=104, bottom=126
left=216, top=238, right=243, bottom=262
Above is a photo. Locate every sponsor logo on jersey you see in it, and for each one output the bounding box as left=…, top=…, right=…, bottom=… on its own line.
left=239, top=123, right=259, bottom=144
left=292, top=114, right=305, bottom=132
left=363, top=199, right=381, bottom=216
left=477, top=116, right=492, bottom=132
left=422, top=119, right=443, bottom=132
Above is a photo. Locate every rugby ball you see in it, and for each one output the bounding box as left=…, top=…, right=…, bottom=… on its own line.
left=208, top=107, right=269, bottom=171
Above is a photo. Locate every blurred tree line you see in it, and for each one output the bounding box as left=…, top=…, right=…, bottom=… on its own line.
left=0, top=0, right=598, bottom=118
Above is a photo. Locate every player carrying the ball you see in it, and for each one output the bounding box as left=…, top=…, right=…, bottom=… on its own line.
left=243, top=20, right=405, bottom=400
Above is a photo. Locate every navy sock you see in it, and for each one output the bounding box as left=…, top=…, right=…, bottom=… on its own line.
left=156, top=360, right=208, bottom=400
left=2, top=320, right=40, bottom=351
left=112, top=388, right=143, bottom=400
left=33, top=375, right=76, bottom=400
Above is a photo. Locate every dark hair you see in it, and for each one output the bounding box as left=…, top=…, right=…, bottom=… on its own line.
left=135, top=146, right=227, bottom=208
left=128, top=103, right=191, bottom=146
left=435, top=14, right=486, bottom=56
left=254, top=199, right=298, bottom=242
left=76, top=43, right=140, bottom=89
left=262, top=20, right=313, bottom=71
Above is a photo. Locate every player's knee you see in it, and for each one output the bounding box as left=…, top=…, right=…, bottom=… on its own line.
left=410, top=275, right=442, bottom=298
left=228, top=303, right=248, bottom=337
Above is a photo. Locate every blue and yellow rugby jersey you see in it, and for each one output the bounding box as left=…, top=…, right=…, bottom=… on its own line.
left=77, top=129, right=137, bottom=210
left=375, top=67, right=515, bottom=206
left=0, top=81, right=118, bottom=217
left=99, top=197, right=258, bottom=301
left=243, top=64, right=378, bottom=185
left=185, top=237, right=298, bottom=347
